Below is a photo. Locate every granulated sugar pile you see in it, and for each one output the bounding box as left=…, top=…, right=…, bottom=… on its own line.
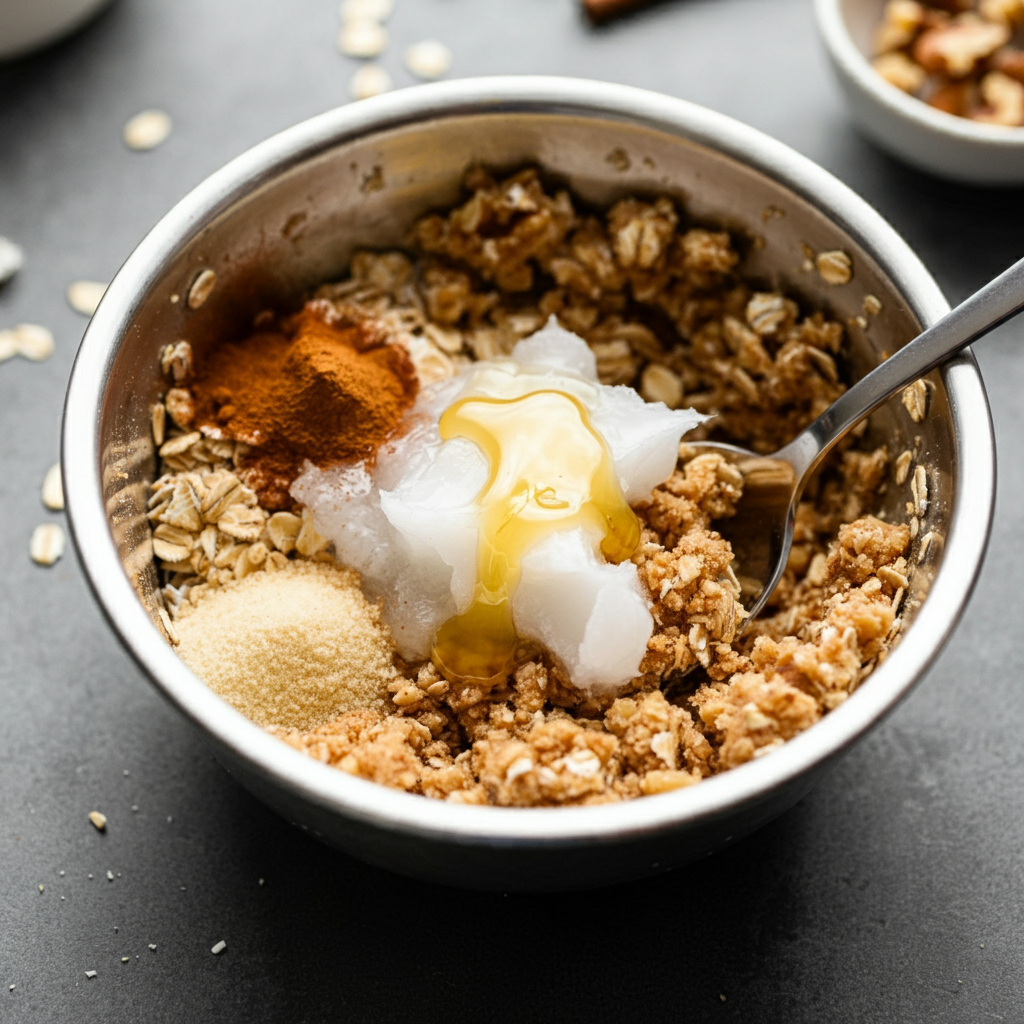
left=174, top=561, right=398, bottom=729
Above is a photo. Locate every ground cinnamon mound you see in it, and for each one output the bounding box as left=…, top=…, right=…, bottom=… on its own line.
left=191, top=304, right=417, bottom=508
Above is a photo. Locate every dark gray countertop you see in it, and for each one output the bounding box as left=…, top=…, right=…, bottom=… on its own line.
left=2, top=1, right=1022, bottom=1021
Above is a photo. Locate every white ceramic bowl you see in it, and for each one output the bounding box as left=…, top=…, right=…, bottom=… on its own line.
left=815, top=0, right=1024, bottom=183
left=0, top=0, right=113, bottom=61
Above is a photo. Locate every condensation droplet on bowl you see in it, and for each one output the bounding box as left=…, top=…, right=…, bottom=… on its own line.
left=123, top=109, right=173, bottom=151
left=350, top=64, right=393, bottom=100
left=404, top=39, right=452, bottom=80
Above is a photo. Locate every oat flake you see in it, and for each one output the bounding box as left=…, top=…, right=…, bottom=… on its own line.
left=88, top=810, right=107, bottom=831
left=187, top=269, right=216, bottom=310
left=338, top=18, right=387, bottom=57
left=0, top=236, right=23, bottom=285
left=67, top=280, right=107, bottom=316
left=815, top=249, right=852, bottom=285
left=340, top=0, right=393, bottom=20
left=42, top=463, right=64, bottom=510
left=211, top=940, right=226, bottom=955
left=123, top=110, right=172, bottom=151
left=29, top=523, right=65, bottom=566
left=12, top=323, right=54, bottom=361
left=404, top=39, right=452, bottom=79
left=350, top=64, right=393, bottom=100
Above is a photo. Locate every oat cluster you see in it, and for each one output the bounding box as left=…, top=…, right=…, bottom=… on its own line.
left=154, top=167, right=937, bottom=806
left=872, top=0, right=1024, bottom=125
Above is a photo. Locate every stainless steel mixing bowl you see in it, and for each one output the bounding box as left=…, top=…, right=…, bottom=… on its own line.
left=63, top=77, right=995, bottom=891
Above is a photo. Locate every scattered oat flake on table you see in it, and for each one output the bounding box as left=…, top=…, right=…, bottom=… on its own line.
left=338, top=18, right=387, bottom=57
left=67, top=280, right=107, bottom=316
left=12, top=323, right=55, bottom=361
left=106, top=871, right=114, bottom=881
left=123, top=109, right=172, bottom=151
left=350, top=64, right=392, bottom=100
left=38, top=884, right=44, bottom=893
left=0, top=236, right=23, bottom=285
left=211, top=940, right=226, bottom=955
left=404, top=39, right=452, bottom=79
left=148, top=944, right=157, bottom=951
left=341, top=0, right=393, bottom=20
left=42, top=463, right=63, bottom=511
left=85, top=971, right=97, bottom=979
left=88, top=810, right=107, bottom=831
left=29, top=523, right=65, bottom=566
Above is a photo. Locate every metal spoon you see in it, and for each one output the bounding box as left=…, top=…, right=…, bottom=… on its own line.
left=687, top=255, right=1024, bottom=625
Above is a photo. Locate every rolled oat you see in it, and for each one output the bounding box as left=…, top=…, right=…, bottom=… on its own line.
left=187, top=270, right=216, bottom=310
left=0, top=236, right=23, bottom=285
left=41, top=463, right=63, bottom=511
left=123, top=110, right=172, bottom=151
left=349, top=64, right=393, bottom=100
left=66, top=280, right=107, bottom=316
left=338, top=19, right=387, bottom=57
left=29, top=523, right=65, bottom=566
left=404, top=39, right=452, bottom=79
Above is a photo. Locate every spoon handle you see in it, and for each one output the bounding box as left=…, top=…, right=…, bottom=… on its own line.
left=783, top=253, right=1024, bottom=476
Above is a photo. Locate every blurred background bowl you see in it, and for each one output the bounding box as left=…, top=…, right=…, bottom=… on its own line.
left=62, top=77, right=994, bottom=891
left=815, top=0, right=1024, bottom=183
left=0, top=0, right=114, bottom=61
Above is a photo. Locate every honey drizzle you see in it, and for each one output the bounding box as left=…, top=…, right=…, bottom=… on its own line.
left=431, top=388, right=640, bottom=686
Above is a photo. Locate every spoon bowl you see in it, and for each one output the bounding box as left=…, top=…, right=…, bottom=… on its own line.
left=693, top=252, right=1024, bottom=625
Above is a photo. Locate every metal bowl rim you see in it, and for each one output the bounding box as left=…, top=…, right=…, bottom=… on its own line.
left=62, top=75, right=995, bottom=846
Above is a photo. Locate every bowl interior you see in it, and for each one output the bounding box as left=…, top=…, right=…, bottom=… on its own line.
left=105, top=109, right=949, bottom=634
left=64, top=84, right=993, bottom=886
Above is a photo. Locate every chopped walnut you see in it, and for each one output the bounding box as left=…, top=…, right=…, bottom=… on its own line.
left=871, top=1, right=1024, bottom=124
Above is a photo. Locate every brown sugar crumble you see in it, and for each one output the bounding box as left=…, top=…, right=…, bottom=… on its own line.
left=174, top=561, right=399, bottom=729
left=151, top=167, right=916, bottom=807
